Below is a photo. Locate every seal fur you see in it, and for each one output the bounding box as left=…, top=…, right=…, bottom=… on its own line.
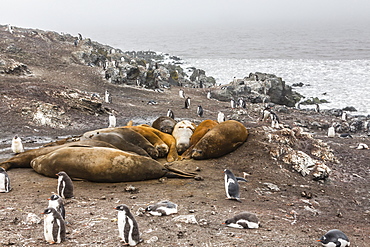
left=152, top=116, right=177, bottom=134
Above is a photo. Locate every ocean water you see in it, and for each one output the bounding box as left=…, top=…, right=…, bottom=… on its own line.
left=87, top=24, right=370, bottom=115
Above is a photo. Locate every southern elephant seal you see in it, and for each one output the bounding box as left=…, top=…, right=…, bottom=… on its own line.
left=191, top=120, right=248, bottom=160
left=30, top=146, right=195, bottom=182
left=81, top=127, right=158, bottom=159
left=152, top=116, right=177, bottom=134
left=181, top=119, right=218, bottom=159
left=125, top=125, right=179, bottom=162
left=0, top=140, right=117, bottom=170
left=172, top=120, right=196, bottom=154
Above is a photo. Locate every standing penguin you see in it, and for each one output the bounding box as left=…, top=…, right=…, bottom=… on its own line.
left=179, top=89, right=185, bottom=98
left=341, top=111, right=347, bottom=121
left=56, top=171, right=74, bottom=199
left=261, top=106, right=271, bottom=122
left=48, top=194, right=65, bottom=220
left=197, top=105, right=203, bottom=117
left=167, top=109, right=174, bottom=119
left=108, top=113, right=116, bottom=128
left=230, top=99, right=236, bottom=109
left=317, top=229, right=350, bottom=247
left=184, top=97, right=191, bottom=109
left=0, top=167, right=11, bottom=193
left=115, top=204, right=142, bottom=246
left=223, top=212, right=260, bottom=229
left=270, top=111, right=280, bottom=128
left=224, top=169, right=247, bottom=203
left=206, top=91, right=211, bottom=100
left=217, top=111, right=225, bottom=123
left=42, top=207, right=66, bottom=244
left=238, top=98, right=246, bottom=109
left=11, top=135, right=24, bottom=154
left=105, top=89, right=111, bottom=103
left=328, top=126, right=336, bottom=138
left=315, top=103, right=320, bottom=113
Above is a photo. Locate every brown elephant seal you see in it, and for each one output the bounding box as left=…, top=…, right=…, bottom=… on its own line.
left=191, top=120, right=248, bottom=160
left=30, top=146, right=195, bottom=182
left=181, top=119, right=218, bottom=159
left=172, top=120, right=196, bottom=154
left=81, top=127, right=158, bottom=159
left=152, top=116, right=177, bottom=134
left=0, top=140, right=117, bottom=170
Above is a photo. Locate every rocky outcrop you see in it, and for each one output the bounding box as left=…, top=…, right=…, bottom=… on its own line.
left=0, top=58, right=31, bottom=75
left=211, top=72, right=301, bottom=107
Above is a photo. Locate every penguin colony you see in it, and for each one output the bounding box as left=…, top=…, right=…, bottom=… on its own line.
left=3, top=87, right=357, bottom=246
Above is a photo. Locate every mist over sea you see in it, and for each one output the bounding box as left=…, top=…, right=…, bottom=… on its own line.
left=86, top=23, right=370, bottom=115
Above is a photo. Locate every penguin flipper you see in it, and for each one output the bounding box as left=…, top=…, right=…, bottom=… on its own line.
left=236, top=177, right=247, bottom=182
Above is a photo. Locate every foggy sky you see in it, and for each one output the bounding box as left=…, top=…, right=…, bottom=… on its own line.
left=1, top=0, right=369, bottom=35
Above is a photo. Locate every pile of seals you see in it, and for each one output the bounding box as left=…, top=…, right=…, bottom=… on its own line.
left=0, top=118, right=248, bottom=182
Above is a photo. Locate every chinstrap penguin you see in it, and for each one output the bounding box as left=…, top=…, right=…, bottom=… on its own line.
left=223, top=212, right=260, bottom=229
left=167, top=109, right=174, bottom=119
left=317, top=229, right=350, bottom=247
left=56, top=171, right=74, bottom=199
left=115, top=204, right=142, bottom=246
left=145, top=200, right=178, bottom=216
left=224, top=169, right=247, bottom=202
left=11, top=135, right=24, bottom=154
left=0, top=167, right=11, bottom=193
left=197, top=105, right=203, bottom=117
left=48, top=194, right=65, bottom=220
left=42, top=207, right=66, bottom=244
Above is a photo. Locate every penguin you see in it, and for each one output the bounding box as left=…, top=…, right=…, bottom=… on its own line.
left=11, top=135, right=24, bottom=154
left=217, top=111, right=225, bottom=123
left=317, top=229, right=350, bottom=247
left=341, top=111, right=347, bottom=121
left=270, top=111, right=280, bottom=128
left=105, top=90, right=110, bottom=103
left=108, top=113, right=116, bottom=128
left=78, top=33, right=83, bottom=40
left=315, top=103, right=320, bottom=113
left=56, top=171, right=74, bottom=199
left=207, top=91, right=211, bottom=100
left=179, top=89, right=185, bottom=98
left=184, top=97, right=191, bottom=109
left=48, top=194, right=65, bottom=220
left=167, top=109, right=174, bottom=119
left=224, top=169, right=247, bottom=203
left=328, top=126, right=336, bottom=138
left=147, top=100, right=158, bottom=105
left=197, top=105, right=203, bottom=117
left=223, top=212, right=260, bottom=229
left=356, top=143, right=369, bottom=150
left=261, top=106, right=271, bottom=122
left=42, top=207, right=66, bottom=244
left=115, top=204, right=142, bottom=246
left=339, top=133, right=352, bottom=138
left=145, top=200, right=178, bottom=216
left=0, top=167, right=11, bottom=193
left=230, top=99, right=236, bottom=109
left=238, top=98, right=246, bottom=109
left=73, top=39, right=78, bottom=47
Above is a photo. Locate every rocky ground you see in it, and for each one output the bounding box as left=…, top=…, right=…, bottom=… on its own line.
left=0, top=26, right=369, bottom=246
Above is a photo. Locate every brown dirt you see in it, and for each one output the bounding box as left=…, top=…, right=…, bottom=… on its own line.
left=0, top=27, right=369, bottom=247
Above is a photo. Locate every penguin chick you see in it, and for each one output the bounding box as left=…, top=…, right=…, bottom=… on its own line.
left=115, top=204, right=142, bottom=246
left=48, top=194, right=65, bottom=220
left=317, top=229, right=350, bottom=247
left=224, top=169, right=247, bottom=203
left=11, top=135, right=24, bottom=154
left=0, top=167, right=11, bottom=193
left=56, top=171, right=74, bottom=199
left=42, top=207, right=66, bottom=244
left=223, top=212, right=260, bottom=229
left=145, top=200, right=178, bottom=216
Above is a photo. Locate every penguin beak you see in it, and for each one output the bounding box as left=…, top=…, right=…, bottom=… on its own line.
left=221, top=222, right=225, bottom=224
left=47, top=198, right=51, bottom=200
left=316, top=240, right=321, bottom=242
